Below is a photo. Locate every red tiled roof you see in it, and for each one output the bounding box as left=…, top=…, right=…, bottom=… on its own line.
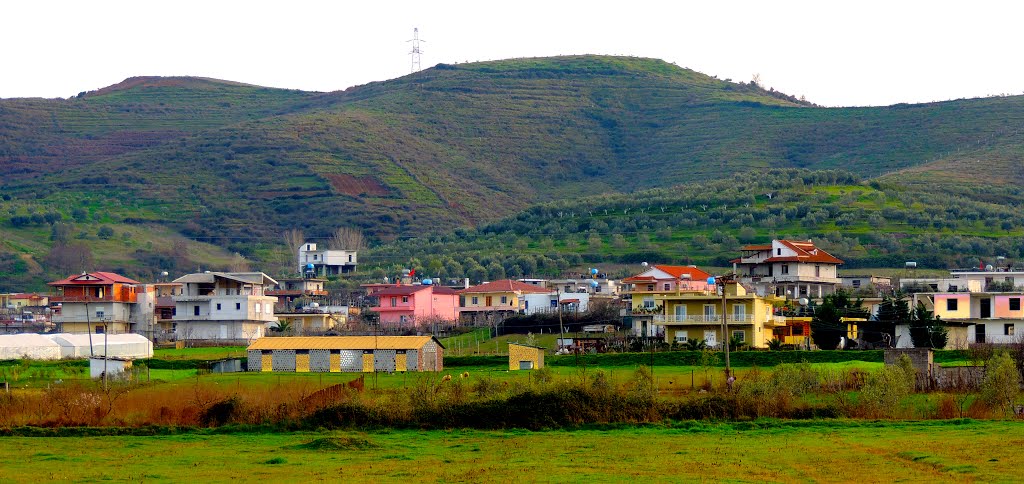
left=777, top=240, right=843, bottom=264
left=48, top=271, right=141, bottom=286
left=461, top=279, right=552, bottom=294
left=655, top=265, right=712, bottom=280
left=370, top=285, right=433, bottom=297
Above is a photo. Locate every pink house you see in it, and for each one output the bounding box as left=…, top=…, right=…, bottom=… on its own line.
left=369, top=285, right=460, bottom=328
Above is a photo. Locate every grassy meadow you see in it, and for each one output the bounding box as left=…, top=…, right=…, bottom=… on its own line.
left=2, top=421, right=1022, bottom=482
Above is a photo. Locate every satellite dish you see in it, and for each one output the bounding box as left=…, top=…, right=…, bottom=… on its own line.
left=904, top=261, right=917, bottom=268
left=641, top=262, right=648, bottom=267
left=986, top=265, right=994, bottom=271
left=160, top=271, right=169, bottom=277
left=798, top=298, right=809, bottom=306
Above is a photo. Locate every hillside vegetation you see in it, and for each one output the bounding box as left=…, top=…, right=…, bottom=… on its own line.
left=365, top=169, right=1024, bottom=280
left=2, top=55, right=1024, bottom=286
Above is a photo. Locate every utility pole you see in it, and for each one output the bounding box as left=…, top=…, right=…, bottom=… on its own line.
left=557, top=287, right=565, bottom=355
left=717, top=274, right=734, bottom=377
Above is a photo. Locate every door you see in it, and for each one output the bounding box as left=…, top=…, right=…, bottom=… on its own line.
left=980, top=298, right=992, bottom=318
left=674, top=305, right=687, bottom=322
left=485, top=296, right=493, bottom=307
left=704, top=330, right=717, bottom=347
left=975, top=324, right=986, bottom=343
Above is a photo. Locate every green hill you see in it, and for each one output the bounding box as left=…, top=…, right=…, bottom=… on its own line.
left=2, top=55, right=1024, bottom=286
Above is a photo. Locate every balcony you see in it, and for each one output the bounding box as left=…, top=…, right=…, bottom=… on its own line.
left=654, top=314, right=754, bottom=324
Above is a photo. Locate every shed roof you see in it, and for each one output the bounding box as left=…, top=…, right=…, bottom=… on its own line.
left=49, top=272, right=140, bottom=286
left=248, top=335, right=444, bottom=351
left=173, top=271, right=278, bottom=286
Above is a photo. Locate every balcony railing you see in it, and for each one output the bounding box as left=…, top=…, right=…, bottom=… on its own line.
left=654, top=314, right=754, bottom=324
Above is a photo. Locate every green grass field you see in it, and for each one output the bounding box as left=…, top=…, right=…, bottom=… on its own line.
left=2, top=420, right=1021, bottom=482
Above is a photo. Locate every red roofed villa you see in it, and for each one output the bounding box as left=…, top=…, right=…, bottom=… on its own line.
left=49, top=272, right=142, bottom=334
left=733, top=239, right=843, bottom=299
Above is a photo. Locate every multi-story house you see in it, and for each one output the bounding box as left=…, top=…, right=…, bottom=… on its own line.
left=152, top=283, right=182, bottom=342
left=733, top=239, right=842, bottom=299
left=622, top=265, right=713, bottom=337
left=911, top=290, right=1021, bottom=347
left=458, top=279, right=553, bottom=324
left=656, top=282, right=787, bottom=349
left=172, top=272, right=278, bottom=343
left=369, top=284, right=460, bottom=328
left=48, top=272, right=142, bottom=334
left=267, top=277, right=329, bottom=312
left=298, top=242, right=357, bottom=276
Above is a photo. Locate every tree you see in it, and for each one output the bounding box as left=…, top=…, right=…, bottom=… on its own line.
left=96, top=226, right=115, bottom=239
left=980, top=351, right=1021, bottom=416
left=282, top=229, right=304, bottom=257
left=811, top=290, right=867, bottom=350
left=910, top=301, right=948, bottom=349
left=330, top=226, right=366, bottom=250
left=45, top=242, right=94, bottom=274
left=868, top=292, right=910, bottom=347
left=228, top=253, right=250, bottom=272
left=486, top=261, right=505, bottom=281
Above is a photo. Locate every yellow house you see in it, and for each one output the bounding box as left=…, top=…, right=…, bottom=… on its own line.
left=623, top=265, right=714, bottom=337
left=654, top=282, right=786, bottom=349
left=509, top=343, right=545, bottom=370
left=459, top=279, right=552, bottom=324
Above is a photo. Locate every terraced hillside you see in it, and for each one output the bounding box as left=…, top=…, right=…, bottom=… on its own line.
left=2, top=55, right=1024, bottom=286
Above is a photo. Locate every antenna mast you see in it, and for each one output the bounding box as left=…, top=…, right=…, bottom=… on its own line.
left=407, top=27, right=425, bottom=73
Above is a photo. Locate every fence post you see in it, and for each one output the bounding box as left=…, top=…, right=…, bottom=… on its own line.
left=3, top=381, right=8, bottom=394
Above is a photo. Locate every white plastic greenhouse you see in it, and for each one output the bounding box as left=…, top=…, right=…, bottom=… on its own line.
left=0, top=333, right=153, bottom=360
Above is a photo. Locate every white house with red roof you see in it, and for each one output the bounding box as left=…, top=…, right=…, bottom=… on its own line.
left=733, top=240, right=843, bottom=299
left=368, top=284, right=460, bottom=328
left=622, top=265, right=713, bottom=337
left=458, top=279, right=554, bottom=324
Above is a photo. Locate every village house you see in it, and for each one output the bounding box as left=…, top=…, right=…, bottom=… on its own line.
left=267, top=277, right=329, bottom=312
left=458, top=279, right=553, bottom=324
left=368, top=284, right=460, bottom=328
left=298, top=242, right=357, bottom=276
left=733, top=239, right=842, bottom=300
left=656, top=281, right=787, bottom=349
left=622, top=265, right=713, bottom=337
left=48, top=272, right=142, bottom=335
left=171, top=271, right=278, bottom=344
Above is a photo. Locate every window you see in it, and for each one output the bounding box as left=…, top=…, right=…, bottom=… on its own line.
left=664, top=283, right=671, bottom=291
left=732, top=330, right=745, bottom=342
left=643, top=297, right=655, bottom=309
left=235, top=303, right=241, bottom=310
left=216, top=303, right=221, bottom=311
left=471, top=296, right=479, bottom=305
left=313, top=254, right=318, bottom=260
left=674, top=331, right=689, bottom=343
left=96, top=310, right=105, bottom=319
left=949, top=285, right=958, bottom=292
left=947, top=298, right=958, bottom=311
left=674, top=305, right=687, bottom=318
left=647, top=284, right=654, bottom=291
left=792, top=325, right=804, bottom=336
left=402, top=296, right=409, bottom=303
left=815, top=265, right=821, bottom=277
left=852, top=279, right=861, bottom=288
left=781, top=264, right=789, bottom=275
left=95, top=325, right=104, bottom=334
left=501, top=296, right=508, bottom=304
left=703, top=304, right=716, bottom=320
left=255, top=303, right=262, bottom=314
left=391, top=297, right=397, bottom=307
left=732, top=304, right=746, bottom=321
left=1011, top=298, right=1021, bottom=311
left=777, top=248, right=782, bottom=255
left=348, top=255, right=353, bottom=262
left=1005, top=324, right=1015, bottom=336
left=550, top=299, right=558, bottom=307
left=193, top=305, right=200, bottom=316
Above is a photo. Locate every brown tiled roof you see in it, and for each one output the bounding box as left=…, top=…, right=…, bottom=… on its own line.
left=460, top=279, right=552, bottom=294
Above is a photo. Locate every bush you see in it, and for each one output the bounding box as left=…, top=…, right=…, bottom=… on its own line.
left=979, top=352, right=1021, bottom=416
left=858, top=364, right=914, bottom=418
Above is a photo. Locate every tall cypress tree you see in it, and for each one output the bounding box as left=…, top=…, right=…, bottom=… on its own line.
left=869, top=292, right=910, bottom=347
left=910, top=301, right=948, bottom=349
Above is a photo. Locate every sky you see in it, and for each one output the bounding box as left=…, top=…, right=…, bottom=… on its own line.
left=3, top=1, right=1023, bottom=107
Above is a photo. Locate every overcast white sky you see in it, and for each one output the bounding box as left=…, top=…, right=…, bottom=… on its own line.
left=2, top=1, right=1022, bottom=106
